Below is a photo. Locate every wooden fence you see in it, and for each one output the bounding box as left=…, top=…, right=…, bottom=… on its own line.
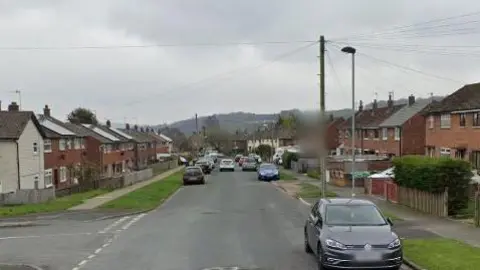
left=397, top=186, right=449, bottom=217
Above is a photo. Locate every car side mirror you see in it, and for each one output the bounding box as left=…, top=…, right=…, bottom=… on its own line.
left=314, top=217, right=323, bottom=227
left=386, top=217, right=394, bottom=226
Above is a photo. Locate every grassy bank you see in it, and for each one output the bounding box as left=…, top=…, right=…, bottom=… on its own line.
left=297, top=183, right=337, bottom=198
left=404, top=238, right=480, bottom=270
left=100, top=171, right=183, bottom=211
left=0, top=189, right=108, bottom=217
left=279, top=170, right=297, bottom=181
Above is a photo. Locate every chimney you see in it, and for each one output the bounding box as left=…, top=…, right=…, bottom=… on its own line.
left=126, top=123, right=130, bottom=130
left=387, top=93, right=394, bottom=108
left=106, top=120, right=111, bottom=128
left=359, top=100, right=363, bottom=111
left=408, top=95, right=415, bottom=106
left=134, top=124, right=138, bottom=131
left=43, top=105, right=51, bottom=117
left=8, top=102, right=19, bottom=112
left=372, top=99, right=378, bottom=110
left=140, top=127, right=144, bottom=132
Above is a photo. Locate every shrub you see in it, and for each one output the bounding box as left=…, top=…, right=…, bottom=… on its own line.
left=393, top=155, right=472, bottom=215
left=282, top=152, right=298, bottom=169
left=307, top=169, right=320, bottom=179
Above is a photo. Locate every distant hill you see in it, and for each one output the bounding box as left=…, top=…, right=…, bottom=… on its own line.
left=151, top=96, right=443, bottom=135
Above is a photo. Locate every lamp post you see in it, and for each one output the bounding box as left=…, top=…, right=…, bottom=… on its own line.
left=341, top=46, right=357, bottom=197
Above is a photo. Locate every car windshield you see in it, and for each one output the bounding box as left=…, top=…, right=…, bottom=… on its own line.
left=260, top=165, right=276, bottom=170
left=325, top=204, right=387, bottom=226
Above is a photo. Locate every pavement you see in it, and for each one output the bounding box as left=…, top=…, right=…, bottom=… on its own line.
left=0, top=166, right=411, bottom=270
left=286, top=169, right=480, bottom=247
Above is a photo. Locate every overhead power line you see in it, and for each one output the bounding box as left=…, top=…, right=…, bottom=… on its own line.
left=0, top=40, right=317, bottom=51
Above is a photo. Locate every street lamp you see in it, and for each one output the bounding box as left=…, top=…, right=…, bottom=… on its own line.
left=341, top=46, right=357, bottom=197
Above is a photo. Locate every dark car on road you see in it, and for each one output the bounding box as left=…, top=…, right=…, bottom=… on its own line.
left=257, top=163, right=279, bottom=181
left=182, top=166, right=206, bottom=185
left=195, top=159, right=212, bottom=174
left=304, top=198, right=402, bottom=270
left=242, top=158, right=257, bottom=171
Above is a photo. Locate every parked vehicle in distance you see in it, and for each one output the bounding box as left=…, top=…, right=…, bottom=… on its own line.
left=234, top=154, right=243, bottom=162
left=195, top=159, right=212, bottom=174
left=304, top=198, right=402, bottom=270
left=219, top=159, right=235, bottom=172
left=257, top=163, right=279, bottom=181
left=255, top=154, right=262, bottom=163
left=182, top=166, right=206, bottom=185
left=242, top=158, right=258, bottom=171
left=238, top=156, right=247, bottom=167
left=204, top=156, right=215, bottom=169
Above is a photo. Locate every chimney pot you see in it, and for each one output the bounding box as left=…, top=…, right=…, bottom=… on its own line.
left=140, top=127, right=144, bottom=132
left=126, top=123, right=130, bottom=130
left=359, top=100, right=363, bottom=112
left=408, top=95, right=416, bottom=106
left=8, top=102, right=19, bottom=112
left=387, top=93, right=394, bottom=108
left=134, top=125, right=138, bottom=131
left=372, top=99, right=378, bottom=110
left=43, top=105, right=51, bottom=117
left=106, top=120, right=111, bottom=128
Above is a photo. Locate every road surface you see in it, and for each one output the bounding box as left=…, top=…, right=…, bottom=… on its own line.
left=0, top=167, right=410, bottom=270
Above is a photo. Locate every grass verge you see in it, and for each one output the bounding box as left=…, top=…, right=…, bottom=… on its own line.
left=100, top=171, right=183, bottom=211
left=279, top=170, right=297, bottom=181
left=306, top=169, right=320, bottom=180
left=404, top=238, right=480, bottom=270
left=0, top=189, right=108, bottom=217
left=297, top=183, right=337, bottom=198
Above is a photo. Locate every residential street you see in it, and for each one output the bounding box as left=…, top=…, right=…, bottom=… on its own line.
left=0, top=167, right=411, bottom=270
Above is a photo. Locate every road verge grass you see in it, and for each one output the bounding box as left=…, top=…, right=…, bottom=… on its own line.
left=100, top=171, right=183, bottom=211
left=0, top=189, right=108, bottom=217
left=297, top=183, right=337, bottom=198
left=403, top=238, right=480, bottom=270
left=279, top=169, right=297, bottom=181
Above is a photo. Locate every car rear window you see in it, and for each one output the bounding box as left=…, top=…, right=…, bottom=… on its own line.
left=185, top=168, right=202, bottom=175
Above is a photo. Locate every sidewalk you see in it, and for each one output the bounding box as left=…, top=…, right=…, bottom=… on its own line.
left=69, top=166, right=184, bottom=210
left=285, top=169, right=480, bottom=247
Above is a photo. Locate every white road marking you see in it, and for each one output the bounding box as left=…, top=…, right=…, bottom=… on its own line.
left=87, top=254, right=95, bottom=259
left=121, top=213, right=146, bottom=230
left=78, top=260, right=87, bottom=266
left=94, top=248, right=102, bottom=254
left=0, top=232, right=92, bottom=240
left=98, top=216, right=131, bottom=233
left=299, top=197, right=312, bottom=206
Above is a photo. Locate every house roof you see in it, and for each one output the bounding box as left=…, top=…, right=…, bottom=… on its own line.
left=93, top=125, right=130, bottom=142
left=120, top=129, right=153, bottom=143
left=145, top=132, right=167, bottom=143
left=0, top=111, right=46, bottom=140
left=340, top=105, right=404, bottom=129
left=379, top=100, right=431, bottom=127
left=63, top=123, right=114, bottom=143
left=426, top=82, right=480, bottom=114
left=37, top=114, right=83, bottom=139
left=159, top=133, right=172, bottom=142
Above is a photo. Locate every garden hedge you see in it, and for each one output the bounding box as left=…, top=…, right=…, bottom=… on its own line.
left=392, top=155, right=472, bottom=215
left=282, top=152, right=298, bottom=169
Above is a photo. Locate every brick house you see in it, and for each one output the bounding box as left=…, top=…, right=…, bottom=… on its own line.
left=38, top=105, right=86, bottom=190
left=377, top=96, right=431, bottom=156
left=145, top=130, right=170, bottom=159
left=0, top=102, right=47, bottom=193
left=424, top=82, right=480, bottom=166
left=121, top=124, right=156, bottom=170
left=339, top=96, right=404, bottom=154
left=326, top=116, right=345, bottom=152
left=64, top=123, right=134, bottom=178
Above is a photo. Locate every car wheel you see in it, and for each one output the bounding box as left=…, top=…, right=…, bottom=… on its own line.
left=304, top=228, right=313, bottom=254
left=219, top=169, right=223, bottom=172
left=317, top=245, right=325, bottom=270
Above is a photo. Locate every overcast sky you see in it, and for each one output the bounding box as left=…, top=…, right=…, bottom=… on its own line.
left=0, top=0, right=479, bottom=125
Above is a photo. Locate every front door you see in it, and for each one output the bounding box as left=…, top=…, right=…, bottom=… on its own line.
left=53, top=168, right=59, bottom=188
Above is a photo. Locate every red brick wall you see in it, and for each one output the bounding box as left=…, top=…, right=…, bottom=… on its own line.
left=85, top=137, right=101, bottom=164
left=326, top=123, right=341, bottom=150
left=401, top=113, right=426, bottom=155
left=361, top=128, right=399, bottom=155
left=44, top=138, right=84, bottom=189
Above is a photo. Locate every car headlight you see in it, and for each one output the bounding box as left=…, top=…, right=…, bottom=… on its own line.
left=388, top=238, right=401, bottom=249
left=325, top=239, right=347, bottom=250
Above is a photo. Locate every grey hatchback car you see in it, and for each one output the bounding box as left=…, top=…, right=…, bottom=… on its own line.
left=241, top=158, right=257, bottom=171
left=304, top=198, right=402, bottom=270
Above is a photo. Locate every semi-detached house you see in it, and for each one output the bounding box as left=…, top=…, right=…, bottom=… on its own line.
left=121, top=124, right=156, bottom=170
left=0, top=102, right=46, bottom=193
left=38, top=105, right=86, bottom=190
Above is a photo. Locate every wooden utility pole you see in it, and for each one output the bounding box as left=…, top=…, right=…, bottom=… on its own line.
left=319, top=36, right=327, bottom=198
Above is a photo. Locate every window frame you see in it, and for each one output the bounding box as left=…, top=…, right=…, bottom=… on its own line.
left=394, top=127, right=400, bottom=141
left=33, top=142, right=39, bottom=155
left=44, top=169, right=53, bottom=188
left=44, top=139, right=52, bottom=153
left=459, top=113, right=466, bottom=127
left=382, top=128, right=387, bottom=140
left=59, top=139, right=66, bottom=151
left=440, top=113, right=451, bottom=128
left=59, top=166, right=67, bottom=182
left=473, top=112, right=480, bottom=127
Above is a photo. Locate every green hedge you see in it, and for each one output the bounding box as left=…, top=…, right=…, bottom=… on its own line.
left=282, top=152, right=298, bottom=169
left=393, top=156, right=472, bottom=215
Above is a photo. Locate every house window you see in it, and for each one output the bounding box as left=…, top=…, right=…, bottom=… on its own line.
left=44, top=169, right=53, bottom=188
left=80, top=138, right=85, bottom=149
left=373, top=130, right=379, bottom=139
left=59, top=139, right=66, bottom=151
left=394, top=128, right=400, bottom=141
left=426, top=146, right=435, bottom=157
left=33, top=142, right=38, bottom=154
left=44, top=139, right=52, bottom=153
left=470, top=151, right=480, bottom=169
left=440, top=114, right=451, bottom=128
left=440, top=147, right=451, bottom=157
left=59, top=167, right=67, bottom=182
left=66, top=139, right=72, bottom=149
left=74, top=138, right=81, bottom=149
left=459, top=113, right=466, bottom=127
left=382, top=128, right=387, bottom=140
left=428, top=116, right=434, bottom=129
left=473, top=113, right=480, bottom=127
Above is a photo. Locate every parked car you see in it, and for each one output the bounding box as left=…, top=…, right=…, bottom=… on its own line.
left=304, top=198, right=402, bottom=270
left=182, top=166, right=206, bottom=185
left=195, top=159, right=212, bottom=174
left=219, top=158, right=235, bottom=172
left=257, top=163, right=279, bottom=181
left=238, top=156, right=247, bottom=167
left=242, top=157, right=258, bottom=171
left=204, top=156, right=215, bottom=169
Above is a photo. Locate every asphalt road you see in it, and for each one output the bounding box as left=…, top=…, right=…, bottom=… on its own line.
left=0, top=166, right=411, bottom=270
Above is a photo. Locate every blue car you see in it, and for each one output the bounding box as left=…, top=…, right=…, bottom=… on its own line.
left=257, top=163, right=280, bottom=181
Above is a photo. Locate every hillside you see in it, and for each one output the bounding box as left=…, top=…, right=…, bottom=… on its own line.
left=154, top=96, right=443, bottom=135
